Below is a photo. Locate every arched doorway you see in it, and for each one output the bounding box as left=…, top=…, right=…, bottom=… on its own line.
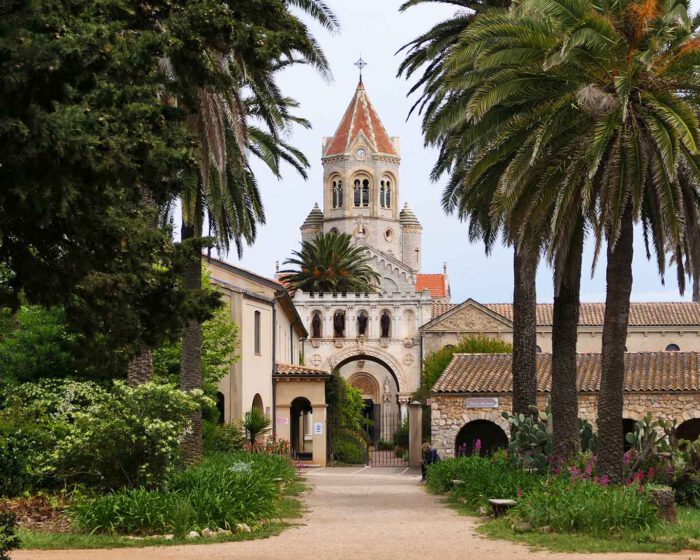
left=252, top=393, right=263, bottom=413
left=677, top=419, right=700, bottom=442
left=348, top=372, right=380, bottom=442
left=291, top=397, right=313, bottom=460
left=455, top=420, right=508, bottom=457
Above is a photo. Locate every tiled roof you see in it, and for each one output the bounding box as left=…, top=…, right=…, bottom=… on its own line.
left=433, top=352, right=700, bottom=394
left=324, top=81, right=398, bottom=157
left=417, top=274, right=448, bottom=299
left=274, top=363, right=330, bottom=377
left=429, top=301, right=700, bottom=328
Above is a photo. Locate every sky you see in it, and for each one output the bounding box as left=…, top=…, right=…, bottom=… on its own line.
left=230, top=0, right=696, bottom=305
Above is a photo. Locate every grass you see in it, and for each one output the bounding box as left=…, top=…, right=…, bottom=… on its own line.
left=17, top=476, right=308, bottom=550
left=446, top=496, right=700, bottom=554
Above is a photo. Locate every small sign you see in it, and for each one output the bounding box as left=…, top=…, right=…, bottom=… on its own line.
left=277, top=417, right=289, bottom=425
left=465, top=397, right=499, bottom=409
left=313, top=422, right=323, bottom=435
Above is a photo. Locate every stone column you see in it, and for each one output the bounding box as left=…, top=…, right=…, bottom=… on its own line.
left=408, top=401, right=423, bottom=469
left=311, top=403, right=328, bottom=467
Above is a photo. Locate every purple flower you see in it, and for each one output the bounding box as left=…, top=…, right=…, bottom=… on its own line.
left=599, top=474, right=609, bottom=486
left=474, top=439, right=482, bottom=451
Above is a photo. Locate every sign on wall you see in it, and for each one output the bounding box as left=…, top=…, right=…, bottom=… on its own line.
left=464, top=397, right=499, bottom=409
left=277, top=417, right=289, bottom=425
left=313, top=422, right=323, bottom=435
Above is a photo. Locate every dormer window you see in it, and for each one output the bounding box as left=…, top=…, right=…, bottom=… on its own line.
left=380, top=179, right=392, bottom=208
left=354, top=178, right=370, bottom=207
left=332, top=179, right=343, bottom=209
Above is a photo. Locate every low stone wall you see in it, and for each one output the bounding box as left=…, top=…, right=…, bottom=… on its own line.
left=431, top=392, right=700, bottom=459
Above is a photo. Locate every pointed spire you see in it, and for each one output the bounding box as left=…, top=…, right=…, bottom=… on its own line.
left=301, top=203, right=323, bottom=230
left=324, top=81, right=398, bottom=158
left=400, top=203, right=421, bottom=227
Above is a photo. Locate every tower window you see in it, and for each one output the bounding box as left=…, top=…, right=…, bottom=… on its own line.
left=332, top=179, right=343, bottom=209
left=381, top=180, right=392, bottom=208
left=354, top=178, right=370, bottom=207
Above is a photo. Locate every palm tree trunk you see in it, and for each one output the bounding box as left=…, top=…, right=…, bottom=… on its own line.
left=180, top=220, right=204, bottom=465
left=551, top=224, right=584, bottom=463
left=127, top=349, right=153, bottom=387
left=692, top=235, right=700, bottom=302
left=597, top=204, right=634, bottom=484
left=127, top=186, right=157, bottom=386
left=512, top=245, right=538, bottom=416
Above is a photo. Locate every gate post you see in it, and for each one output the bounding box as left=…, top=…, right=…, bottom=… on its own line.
left=408, top=401, right=423, bottom=468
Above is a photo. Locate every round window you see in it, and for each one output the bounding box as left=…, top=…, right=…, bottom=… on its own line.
left=384, top=229, right=393, bottom=241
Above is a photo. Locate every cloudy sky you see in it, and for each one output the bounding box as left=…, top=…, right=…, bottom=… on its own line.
left=232, top=0, right=695, bottom=304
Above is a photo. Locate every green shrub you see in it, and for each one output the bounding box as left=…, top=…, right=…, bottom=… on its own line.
left=72, top=452, right=295, bottom=535
left=376, top=440, right=394, bottom=451
left=240, top=408, right=271, bottom=449
left=426, top=454, right=539, bottom=509
left=393, top=420, right=409, bottom=450
left=204, top=421, right=245, bottom=453
left=513, top=477, right=660, bottom=535
left=0, top=513, right=19, bottom=560
left=333, top=429, right=367, bottom=465
left=1, top=379, right=206, bottom=492
left=672, top=474, right=700, bottom=508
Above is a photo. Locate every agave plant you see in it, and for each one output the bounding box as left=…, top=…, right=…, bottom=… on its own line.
left=240, top=408, right=272, bottom=451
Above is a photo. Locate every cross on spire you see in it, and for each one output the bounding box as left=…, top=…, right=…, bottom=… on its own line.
left=355, top=57, right=367, bottom=82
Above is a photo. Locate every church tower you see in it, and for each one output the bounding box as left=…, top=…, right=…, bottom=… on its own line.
left=301, top=79, right=422, bottom=270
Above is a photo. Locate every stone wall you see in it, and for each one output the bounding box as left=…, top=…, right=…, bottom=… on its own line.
left=431, top=392, right=700, bottom=459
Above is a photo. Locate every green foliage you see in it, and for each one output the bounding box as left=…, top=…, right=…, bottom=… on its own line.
left=415, top=337, right=512, bottom=401
left=503, top=408, right=552, bottom=472
left=0, top=379, right=205, bottom=493
left=240, top=408, right=271, bottom=448
left=624, top=414, right=674, bottom=474
left=512, top=477, right=660, bottom=535
left=326, top=373, right=369, bottom=462
left=393, top=419, right=409, bottom=450
left=0, top=513, right=19, bottom=560
left=71, top=452, right=295, bottom=535
left=153, top=297, right=240, bottom=395
left=281, top=233, right=381, bottom=294
left=426, top=454, right=538, bottom=509
left=0, top=0, right=225, bottom=356
left=203, top=422, right=245, bottom=454
left=672, top=475, right=700, bottom=508
left=332, top=429, right=368, bottom=465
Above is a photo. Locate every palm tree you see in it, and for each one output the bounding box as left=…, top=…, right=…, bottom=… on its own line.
left=427, top=0, right=700, bottom=480
left=281, top=232, right=381, bottom=294
left=174, top=0, right=338, bottom=463
left=398, top=0, right=539, bottom=417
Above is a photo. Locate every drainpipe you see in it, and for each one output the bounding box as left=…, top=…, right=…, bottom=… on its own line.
left=289, top=322, right=294, bottom=364
left=272, top=301, right=277, bottom=440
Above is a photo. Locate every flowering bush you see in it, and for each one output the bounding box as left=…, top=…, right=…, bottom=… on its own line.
left=0, top=379, right=207, bottom=492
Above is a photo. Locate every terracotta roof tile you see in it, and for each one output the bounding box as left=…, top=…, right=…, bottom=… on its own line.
left=275, top=362, right=330, bottom=377
left=433, top=352, right=700, bottom=394
left=430, top=302, right=700, bottom=327
left=324, top=81, right=398, bottom=157
left=417, top=274, right=447, bottom=299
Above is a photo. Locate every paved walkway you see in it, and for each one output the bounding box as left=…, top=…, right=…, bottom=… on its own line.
left=12, top=467, right=699, bottom=560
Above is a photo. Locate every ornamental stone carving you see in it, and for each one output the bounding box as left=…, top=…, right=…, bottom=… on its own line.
left=310, top=354, right=323, bottom=366
left=433, top=307, right=505, bottom=332
left=379, top=338, right=390, bottom=348
left=403, top=338, right=414, bottom=348
left=311, top=339, right=321, bottom=348
left=402, top=353, right=415, bottom=365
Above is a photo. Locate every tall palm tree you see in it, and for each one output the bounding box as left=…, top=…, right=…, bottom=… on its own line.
left=398, top=0, right=539, bottom=417
left=426, top=0, right=700, bottom=480
left=174, top=0, right=338, bottom=463
left=281, top=232, right=381, bottom=294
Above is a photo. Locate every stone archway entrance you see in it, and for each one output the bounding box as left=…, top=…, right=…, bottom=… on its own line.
left=455, top=420, right=508, bottom=457
left=333, top=357, right=408, bottom=467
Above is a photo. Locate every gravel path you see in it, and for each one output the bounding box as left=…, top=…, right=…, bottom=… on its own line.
left=12, top=467, right=699, bottom=560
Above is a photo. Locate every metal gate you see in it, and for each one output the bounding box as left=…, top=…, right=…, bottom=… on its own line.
left=328, top=405, right=408, bottom=467
left=367, top=406, right=408, bottom=467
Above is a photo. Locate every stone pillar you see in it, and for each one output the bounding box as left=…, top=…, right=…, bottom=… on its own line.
left=311, top=403, right=328, bottom=467
left=408, top=400, right=423, bottom=469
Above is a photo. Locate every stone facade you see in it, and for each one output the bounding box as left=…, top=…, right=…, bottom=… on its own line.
left=292, top=80, right=448, bottom=416
left=431, top=392, right=700, bottom=459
